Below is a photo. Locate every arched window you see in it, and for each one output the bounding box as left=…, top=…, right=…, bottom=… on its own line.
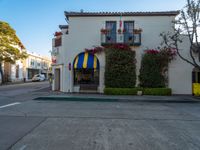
left=73, top=52, right=99, bottom=85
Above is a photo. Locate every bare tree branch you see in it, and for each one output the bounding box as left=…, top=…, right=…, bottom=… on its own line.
left=161, top=0, right=200, bottom=70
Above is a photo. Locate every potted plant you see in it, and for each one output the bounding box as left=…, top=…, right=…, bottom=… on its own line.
left=100, top=28, right=109, bottom=34
left=133, top=28, right=143, bottom=34
left=123, top=28, right=126, bottom=33
left=118, top=29, right=122, bottom=34
left=54, top=32, right=62, bottom=36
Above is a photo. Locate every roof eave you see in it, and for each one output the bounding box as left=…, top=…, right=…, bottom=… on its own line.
left=64, top=11, right=180, bottom=18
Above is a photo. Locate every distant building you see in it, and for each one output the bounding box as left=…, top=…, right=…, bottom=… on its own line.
left=0, top=51, right=51, bottom=83
left=25, top=52, right=51, bottom=80
left=1, top=44, right=26, bottom=83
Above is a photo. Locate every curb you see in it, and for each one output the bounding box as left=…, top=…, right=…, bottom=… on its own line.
left=34, top=96, right=200, bottom=103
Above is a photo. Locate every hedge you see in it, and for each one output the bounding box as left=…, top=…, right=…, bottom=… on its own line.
left=104, top=88, right=172, bottom=96
left=143, top=88, right=172, bottom=96
left=104, top=88, right=140, bottom=95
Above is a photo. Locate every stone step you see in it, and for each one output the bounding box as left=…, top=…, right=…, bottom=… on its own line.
left=80, top=84, right=98, bottom=90
left=79, top=90, right=98, bottom=94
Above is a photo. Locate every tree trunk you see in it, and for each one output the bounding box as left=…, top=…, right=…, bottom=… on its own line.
left=0, top=62, right=5, bottom=85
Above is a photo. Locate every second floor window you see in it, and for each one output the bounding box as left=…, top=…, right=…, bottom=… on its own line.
left=106, top=21, right=116, bottom=43
left=124, top=21, right=134, bottom=43
left=55, top=37, right=62, bottom=47
left=30, top=59, right=34, bottom=66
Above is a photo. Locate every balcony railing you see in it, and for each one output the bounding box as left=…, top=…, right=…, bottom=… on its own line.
left=101, top=32, right=141, bottom=46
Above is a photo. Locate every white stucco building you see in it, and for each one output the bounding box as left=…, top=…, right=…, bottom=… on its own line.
left=51, top=11, right=195, bottom=94
left=0, top=44, right=26, bottom=83
left=25, top=52, right=51, bottom=80
left=0, top=51, right=51, bottom=83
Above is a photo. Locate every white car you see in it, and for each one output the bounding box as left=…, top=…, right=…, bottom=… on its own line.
left=32, top=74, right=45, bottom=82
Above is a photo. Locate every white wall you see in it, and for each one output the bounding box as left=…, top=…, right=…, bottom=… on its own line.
left=10, top=60, right=24, bottom=82
left=168, top=36, right=194, bottom=94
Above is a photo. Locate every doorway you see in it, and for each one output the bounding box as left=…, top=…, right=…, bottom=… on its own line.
left=55, top=68, right=60, bottom=91
left=192, top=68, right=200, bottom=95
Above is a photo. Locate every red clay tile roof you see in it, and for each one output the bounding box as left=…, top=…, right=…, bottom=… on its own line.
left=64, top=11, right=180, bottom=17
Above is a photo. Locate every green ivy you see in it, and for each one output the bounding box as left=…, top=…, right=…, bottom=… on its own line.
left=105, top=44, right=136, bottom=88
left=139, top=48, right=176, bottom=88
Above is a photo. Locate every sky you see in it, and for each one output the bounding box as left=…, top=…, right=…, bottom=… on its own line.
left=0, top=0, right=186, bottom=57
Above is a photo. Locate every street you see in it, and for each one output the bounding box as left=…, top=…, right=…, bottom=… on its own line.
left=0, top=81, right=50, bottom=106
left=0, top=83, right=200, bottom=150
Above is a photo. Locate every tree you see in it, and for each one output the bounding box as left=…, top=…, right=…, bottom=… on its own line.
left=0, top=21, right=27, bottom=84
left=160, top=0, right=200, bottom=69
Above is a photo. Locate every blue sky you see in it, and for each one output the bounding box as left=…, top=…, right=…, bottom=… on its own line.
left=0, top=0, right=186, bottom=56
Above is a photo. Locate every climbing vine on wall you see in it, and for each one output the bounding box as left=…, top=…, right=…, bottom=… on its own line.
left=105, top=44, right=136, bottom=88
left=139, top=48, right=176, bottom=88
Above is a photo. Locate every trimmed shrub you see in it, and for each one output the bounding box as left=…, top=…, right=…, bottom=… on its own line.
left=104, top=88, right=172, bottom=96
left=105, top=44, right=136, bottom=88
left=104, top=88, right=139, bottom=95
left=143, top=88, right=172, bottom=96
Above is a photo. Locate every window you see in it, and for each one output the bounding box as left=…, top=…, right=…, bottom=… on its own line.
left=124, top=21, right=134, bottom=33
left=55, top=37, right=62, bottom=47
left=44, top=62, right=47, bottom=67
left=124, top=21, right=134, bottom=44
left=106, top=21, right=117, bottom=43
left=74, top=69, right=99, bottom=85
left=192, top=71, right=200, bottom=83
left=30, top=59, right=34, bottom=66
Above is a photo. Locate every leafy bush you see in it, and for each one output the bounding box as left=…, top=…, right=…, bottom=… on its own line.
left=139, top=48, right=176, bottom=88
left=104, top=88, right=172, bottom=96
left=105, top=44, right=136, bottom=88
left=143, top=88, right=172, bottom=96
left=139, top=52, right=165, bottom=87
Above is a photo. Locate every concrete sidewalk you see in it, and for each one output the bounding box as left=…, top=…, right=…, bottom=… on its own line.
left=34, top=93, right=200, bottom=103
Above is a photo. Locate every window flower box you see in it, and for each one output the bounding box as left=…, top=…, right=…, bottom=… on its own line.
left=133, top=28, right=143, bottom=34
left=54, top=32, right=62, bottom=36
left=100, top=28, right=110, bottom=34
left=118, top=29, right=126, bottom=34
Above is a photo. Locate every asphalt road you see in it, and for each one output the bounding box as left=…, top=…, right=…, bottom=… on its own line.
left=0, top=81, right=50, bottom=106
left=0, top=83, right=200, bottom=150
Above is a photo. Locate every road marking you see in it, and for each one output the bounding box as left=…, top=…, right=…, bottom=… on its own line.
left=0, top=102, right=21, bottom=109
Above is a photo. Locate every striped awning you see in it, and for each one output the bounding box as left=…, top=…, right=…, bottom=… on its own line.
left=74, top=52, right=99, bottom=69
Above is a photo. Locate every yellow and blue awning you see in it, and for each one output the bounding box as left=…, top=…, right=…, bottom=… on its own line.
left=74, top=52, right=99, bottom=69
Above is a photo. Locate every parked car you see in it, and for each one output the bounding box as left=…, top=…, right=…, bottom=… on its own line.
left=32, top=74, right=45, bottom=82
